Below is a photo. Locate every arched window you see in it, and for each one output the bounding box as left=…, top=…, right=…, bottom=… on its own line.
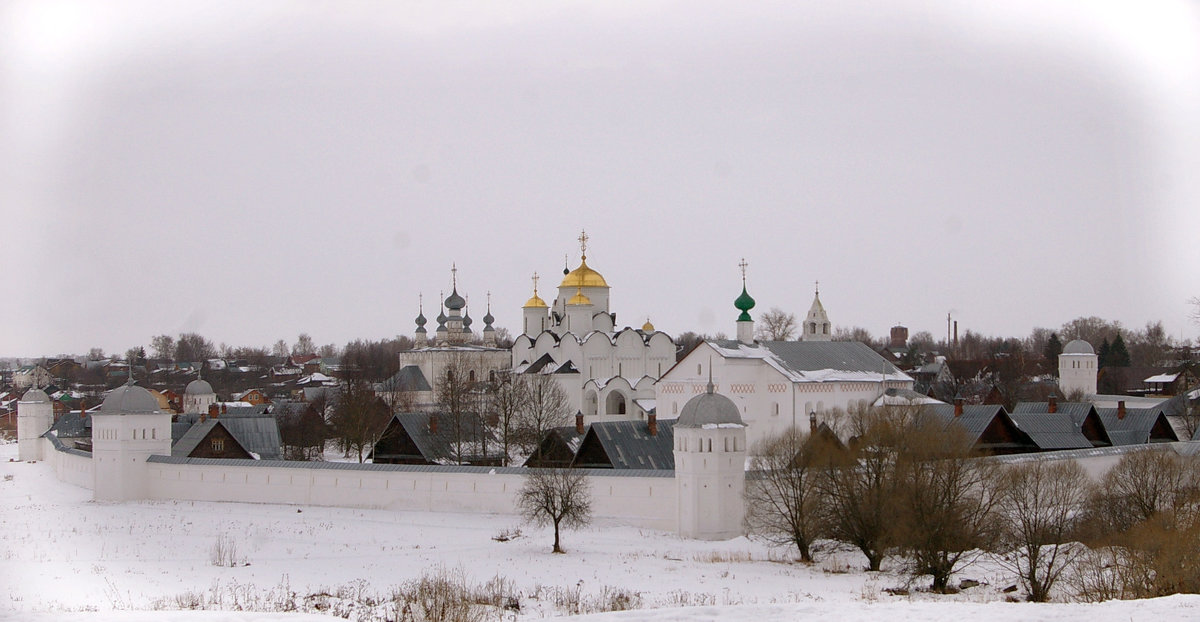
left=606, top=391, right=627, bottom=416
left=823, top=323, right=829, bottom=334
left=810, top=322, right=817, bottom=333
left=672, top=402, right=678, bottom=415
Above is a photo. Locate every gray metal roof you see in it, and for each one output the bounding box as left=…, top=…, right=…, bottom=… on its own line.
left=146, top=454, right=675, bottom=477
left=386, top=412, right=504, bottom=464
left=172, top=414, right=282, bottom=459
left=755, top=340, right=904, bottom=374
left=921, top=404, right=1007, bottom=443
left=677, top=387, right=743, bottom=428
left=1096, top=406, right=1177, bottom=445
left=1062, top=339, right=1095, bottom=355
left=45, top=432, right=91, bottom=458
left=576, top=419, right=676, bottom=469
left=1007, top=413, right=1093, bottom=450
left=49, top=412, right=91, bottom=438
left=100, top=383, right=163, bottom=414
left=1013, top=401, right=1095, bottom=426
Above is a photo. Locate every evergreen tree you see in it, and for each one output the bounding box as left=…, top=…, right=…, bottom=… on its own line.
left=1044, top=333, right=1063, bottom=375
left=1098, top=338, right=1110, bottom=368
left=1108, top=333, right=1131, bottom=367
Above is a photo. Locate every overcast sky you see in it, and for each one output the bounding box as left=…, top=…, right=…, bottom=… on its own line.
left=3, top=1, right=1198, bottom=358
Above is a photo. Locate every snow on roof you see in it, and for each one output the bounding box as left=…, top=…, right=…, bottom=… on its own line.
left=710, top=340, right=913, bottom=384
left=1144, top=373, right=1179, bottom=384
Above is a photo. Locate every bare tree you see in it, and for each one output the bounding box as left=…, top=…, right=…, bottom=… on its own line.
left=175, top=333, right=216, bottom=362
left=893, top=416, right=1001, bottom=592
left=436, top=353, right=481, bottom=465
left=516, top=374, right=571, bottom=463
left=818, top=404, right=907, bottom=571
left=1189, top=296, right=1200, bottom=327
left=150, top=334, right=175, bottom=361
left=490, top=375, right=529, bottom=466
left=744, top=427, right=827, bottom=562
left=995, top=460, right=1092, bottom=602
left=517, top=468, right=592, bottom=554
left=272, top=339, right=289, bottom=359
left=756, top=307, right=798, bottom=341
left=1088, top=449, right=1200, bottom=536
left=293, top=333, right=316, bottom=356
left=330, top=372, right=392, bottom=463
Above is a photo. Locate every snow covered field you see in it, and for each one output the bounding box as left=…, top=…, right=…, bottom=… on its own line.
left=2, top=441, right=1197, bottom=621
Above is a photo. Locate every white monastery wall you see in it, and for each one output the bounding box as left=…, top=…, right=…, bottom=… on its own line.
left=44, top=437, right=95, bottom=490
left=144, top=458, right=677, bottom=530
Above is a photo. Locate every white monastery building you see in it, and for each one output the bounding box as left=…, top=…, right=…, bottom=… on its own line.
left=657, top=264, right=914, bottom=448
left=511, top=232, right=676, bottom=424
left=396, top=267, right=510, bottom=408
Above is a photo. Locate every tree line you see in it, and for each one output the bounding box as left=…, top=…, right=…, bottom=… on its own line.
left=744, top=404, right=1200, bottom=601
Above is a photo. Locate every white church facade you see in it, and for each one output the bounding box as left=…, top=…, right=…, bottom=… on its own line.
left=511, top=233, right=676, bottom=424
left=658, top=268, right=914, bottom=448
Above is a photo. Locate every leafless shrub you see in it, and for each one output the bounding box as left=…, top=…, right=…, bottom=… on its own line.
left=995, top=460, right=1092, bottom=601
left=209, top=534, right=245, bottom=567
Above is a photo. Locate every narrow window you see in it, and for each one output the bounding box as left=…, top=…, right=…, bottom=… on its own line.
left=212, top=438, right=225, bottom=453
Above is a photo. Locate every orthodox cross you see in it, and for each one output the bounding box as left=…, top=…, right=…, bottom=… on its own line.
left=451, top=263, right=458, bottom=288
left=738, top=257, right=748, bottom=284
left=578, top=230, right=589, bottom=258
left=532, top=271, right=540, bottom=294
left=814, top=279, right=820, bottom=295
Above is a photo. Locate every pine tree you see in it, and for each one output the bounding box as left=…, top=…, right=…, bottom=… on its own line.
left=1098, top=338, right=1110, bottom=368
left=1044, top=333, right=1063, bottom=375
left=1108, top=333, right=1131, bottom=367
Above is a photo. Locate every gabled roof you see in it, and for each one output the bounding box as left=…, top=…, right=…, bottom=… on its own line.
left=1007, top=413, right=1093, bottom=450
left=376, top=365, right=432, bottom=392
left=708, top=340, right=911, bottom=384
left=1095, top=406, right=1179, bottom=445
left=49, top=411, right=91, bottom=438
left=921, top=404, right=1008, bottom=443
left=572, top=419, right=675, bottom=469
left=1013, top=401, right=1095, bottom=426
left=523, top=353, right=558, bottom=374
left=378, top=412, right=503, bottom=465
left=173, top=412, right=282, bottom=459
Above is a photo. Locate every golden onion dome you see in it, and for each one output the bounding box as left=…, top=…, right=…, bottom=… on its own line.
left=642, top=319, right=655, bottom=332
left=560, top=257, right=609, bottom=289
left=567, top=287, right=592, bottom=306
left=523, top=293, right=548, bottom=308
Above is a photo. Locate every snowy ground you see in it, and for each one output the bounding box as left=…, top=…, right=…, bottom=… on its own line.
left=2, top=441, right=1198, bottom=621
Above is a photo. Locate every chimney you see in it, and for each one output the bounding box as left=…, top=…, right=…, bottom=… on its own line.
left=953, top=321, right=958, bottom=347
left=429, top=414, right=438, bottom=434
left=647, top=413, right=657, bottom=437
left=1118, top=400, right=1126, bottom=420
left=954, top=397, right=963, bottom=417
left=200, top=413, right=207, bottom=423
left=1048, top=395, right=1058, bottom=413
left=209, top=403, right=219, bottom=417
left=575, top=411, right=584, bottom=435
left=221, top=403, right=227, bottom=414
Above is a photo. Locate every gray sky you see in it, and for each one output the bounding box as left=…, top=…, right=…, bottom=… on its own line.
left=3, top=1, right=1199, bottom=358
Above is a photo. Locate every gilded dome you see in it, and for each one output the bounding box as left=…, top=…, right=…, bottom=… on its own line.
left=560, top=257, right=609, bottom=289
left=642, top=319, right=655, bottom=332
left=523, top=294, right=548, bottom=308
left=567, top=287, right=592, bottom=306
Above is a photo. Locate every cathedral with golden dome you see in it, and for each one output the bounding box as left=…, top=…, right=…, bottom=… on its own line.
left=512, top=231, right=676, bottom=424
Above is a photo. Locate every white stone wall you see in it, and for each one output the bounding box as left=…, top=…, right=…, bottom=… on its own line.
left=145, top=460, right=677, bottom=530
left=45, top=438, right=95, bottom=489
